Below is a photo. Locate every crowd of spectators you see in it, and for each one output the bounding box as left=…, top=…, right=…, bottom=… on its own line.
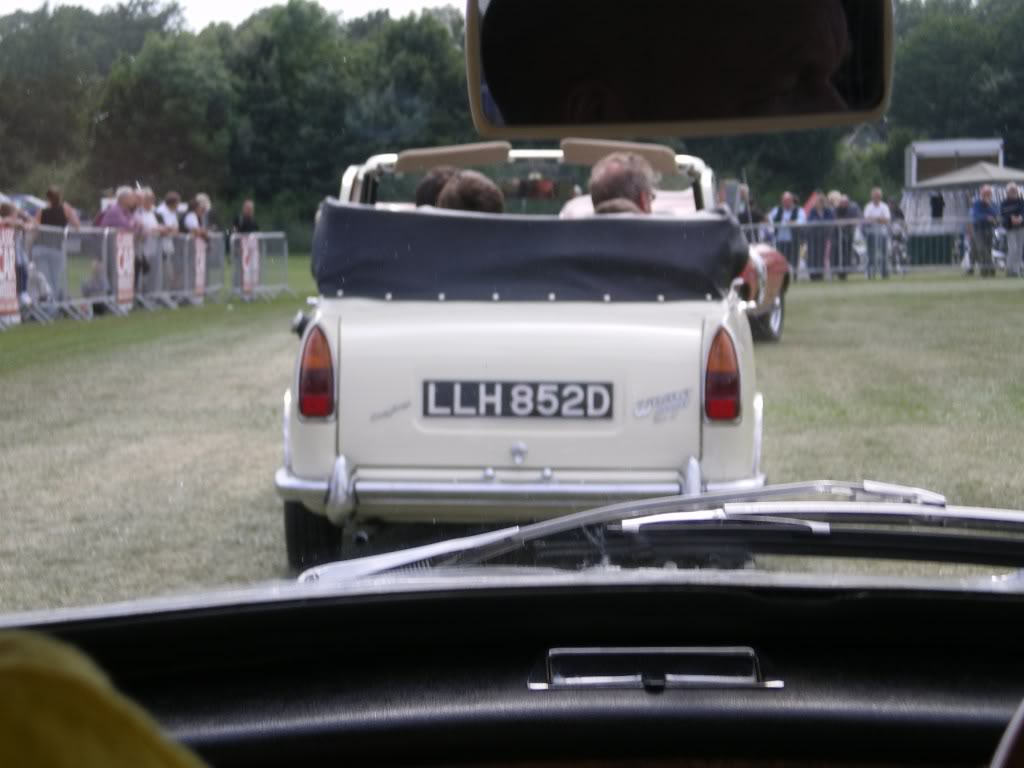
left=736, top=185, right=906, bottom=280
left=1, top=184, right=262, bottom=305
left=967, top=183, right=1024, bottom=278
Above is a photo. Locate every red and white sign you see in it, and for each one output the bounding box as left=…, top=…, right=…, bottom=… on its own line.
left=115, top=230, right=135, bottom=308
left=193, top=238, right=207, bottom=298
left=241, top=234, right=259, bottom=298
left=0, top=226, right=20, bottom=324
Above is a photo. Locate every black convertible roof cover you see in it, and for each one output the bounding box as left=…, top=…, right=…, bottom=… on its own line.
left=312, top=202, right=749, bottom=302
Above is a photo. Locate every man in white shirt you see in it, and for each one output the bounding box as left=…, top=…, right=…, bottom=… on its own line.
left=862, top=187, right=892, bottom=279
left=182, top=197, right=209, bottom=240
left=768, top=192, right=807, bottom=268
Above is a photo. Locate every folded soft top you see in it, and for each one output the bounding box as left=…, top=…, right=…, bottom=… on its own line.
left=312, top=201, right=749, bottom=302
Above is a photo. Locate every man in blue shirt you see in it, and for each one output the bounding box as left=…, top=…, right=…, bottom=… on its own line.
left=1000, top=183, right=1024, bottom=277
left=969, top=185, right=999, bottom=277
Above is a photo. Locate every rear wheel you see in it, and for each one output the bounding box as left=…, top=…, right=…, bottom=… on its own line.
left=284, top=502, right=343, bottom=571
left=751, top=293, right=785, bottom=342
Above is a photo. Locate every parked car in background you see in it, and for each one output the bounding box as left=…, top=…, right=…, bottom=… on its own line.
left=7, top=193, right=48, bottom=217
left=739, top=243, right=790, bottom=341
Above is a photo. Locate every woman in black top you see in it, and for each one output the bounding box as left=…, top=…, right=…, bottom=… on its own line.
left=35, top=186, right=81, bottom=229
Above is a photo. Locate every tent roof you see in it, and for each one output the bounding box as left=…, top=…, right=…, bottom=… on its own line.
left=914, top=161, right=1024, bottom=189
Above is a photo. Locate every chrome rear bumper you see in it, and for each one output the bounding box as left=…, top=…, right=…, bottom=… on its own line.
left=275, top=468, right=766, bottom=523
left=275, top=391, right=767, bottom=523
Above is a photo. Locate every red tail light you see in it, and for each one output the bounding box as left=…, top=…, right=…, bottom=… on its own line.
left=705, top=328, right=740, bottom=421
left=298, top=326, right=334, bottom=418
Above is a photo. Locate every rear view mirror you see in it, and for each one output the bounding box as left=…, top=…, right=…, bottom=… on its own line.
left=467, top=0, right=892, bottom=139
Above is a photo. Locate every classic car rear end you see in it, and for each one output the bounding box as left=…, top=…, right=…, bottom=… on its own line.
left=276, top=201, right=765, bottom=567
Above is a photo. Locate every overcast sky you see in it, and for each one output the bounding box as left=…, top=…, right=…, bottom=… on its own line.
left=0, top=0, right=453, bottom=30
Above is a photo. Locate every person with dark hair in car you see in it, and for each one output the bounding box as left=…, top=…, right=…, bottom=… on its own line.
left=594, top=198, right=644, bottom=214
left=436, top=170, right=505, bottom=213
left=589, top=152, right=655, bottom=213
left=415, top=166, right=460, bottom=207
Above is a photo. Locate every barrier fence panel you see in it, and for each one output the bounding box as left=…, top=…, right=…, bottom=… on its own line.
left=63, top=227, right=119, bottom=319
left=132, top=232, right=228, bottom=309
left=26, top=224, right=68, bottom=313
left=0, top=225, right=21, bottom=329
left=206, top=234, right=226, bottom=298
left=907, top=217, right=969, bottom=270
left=742, top=217, right=970, bottom=279
left=182, top=236, right=206, bottom=305
left=166, top=234, right=192, bottom=306
left=136, top=233, right=176, bottom=310
left=103, top=229, right=135, bottom=314
left=231, top=232, right=289, bottom=300
left=4, top=224, right=287, bottom=326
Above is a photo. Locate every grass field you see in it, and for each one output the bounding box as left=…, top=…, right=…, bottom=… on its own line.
left=1, top=264, right=1023, bottom=612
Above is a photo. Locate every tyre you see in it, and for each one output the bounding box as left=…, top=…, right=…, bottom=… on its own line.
left=284, top=501, right=343, bottom=570
left=751, top=293, right=785, bottom=342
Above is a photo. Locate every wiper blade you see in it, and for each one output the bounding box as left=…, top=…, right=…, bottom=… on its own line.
left=612, top=507, right=831, bottom=536
left=621, top=500, right=1024, bottom=533
left=299, top=526, right=520, bottom=584
left=299, top=479, right=958, bottom=583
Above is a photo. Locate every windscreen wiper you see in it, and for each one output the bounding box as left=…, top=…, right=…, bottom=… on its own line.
left=298, top=479, right=975, bottom=583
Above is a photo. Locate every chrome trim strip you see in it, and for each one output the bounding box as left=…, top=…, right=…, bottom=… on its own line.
left=862, top=479, right=944, bottom=506
left=507, top=149, right=564, bottom=162
left=326, top=456, right=356, bottom=524
left=354, top=479, right=684, bottom=507
left=721, top=500, right=1023, bottom=524
left=751, top=392, right=764, bottom=478
left=705, top=474, right=767, bottom=493
left=274, top=467, right=328, bottom=509
left=282, top=390, right=292, bottom=471
left=685, top=457, right=702, bottom=496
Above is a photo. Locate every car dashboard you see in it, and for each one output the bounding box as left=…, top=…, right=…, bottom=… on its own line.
left=22, top=581, right=1024, bottom=767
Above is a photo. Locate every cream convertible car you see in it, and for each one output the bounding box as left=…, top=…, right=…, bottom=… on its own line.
left=276, top=162, right=766, bottom=569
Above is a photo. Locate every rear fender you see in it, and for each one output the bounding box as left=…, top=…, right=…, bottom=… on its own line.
left=285, top=308, right=339, bottom=485
left=700, top=302, right=758, bottom=483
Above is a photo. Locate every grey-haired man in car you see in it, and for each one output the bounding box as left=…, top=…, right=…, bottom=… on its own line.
left=589, top=153, right=655, bottom=214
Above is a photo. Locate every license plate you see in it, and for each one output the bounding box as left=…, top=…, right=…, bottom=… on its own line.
left=423, top=381, right=613, bottom=419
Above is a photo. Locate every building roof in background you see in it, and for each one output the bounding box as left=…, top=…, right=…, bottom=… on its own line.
left=907, top=138, right=1004, bottom=158
left=913, top=161, right=1024, bottom=189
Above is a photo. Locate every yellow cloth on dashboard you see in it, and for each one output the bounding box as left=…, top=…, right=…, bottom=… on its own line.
left=0, top=631, right=207, bottom=768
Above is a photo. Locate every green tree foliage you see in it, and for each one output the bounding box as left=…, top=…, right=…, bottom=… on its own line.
left=0, top=2, right=179, bottom=181
left=227, top=1, right=353, bottom=202
left=88, top=31, right=235, bottom=195
left=340, top=11, right=475, bottom=158
left=5, top=0, right=1024, bottom=237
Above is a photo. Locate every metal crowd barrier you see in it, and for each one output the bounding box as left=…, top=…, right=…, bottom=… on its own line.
left=0, top=224, right=26, bottom=329
left=0, top=223, right=279, bottom=327
left=230, top=232, right=291, bottom=300
left=206, top=233, right=226, bottom=298
left=741, top=217, right=971, bottom=279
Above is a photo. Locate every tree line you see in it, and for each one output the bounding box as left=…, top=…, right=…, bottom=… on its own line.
left=2, top=0, right=1023, bottom=245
